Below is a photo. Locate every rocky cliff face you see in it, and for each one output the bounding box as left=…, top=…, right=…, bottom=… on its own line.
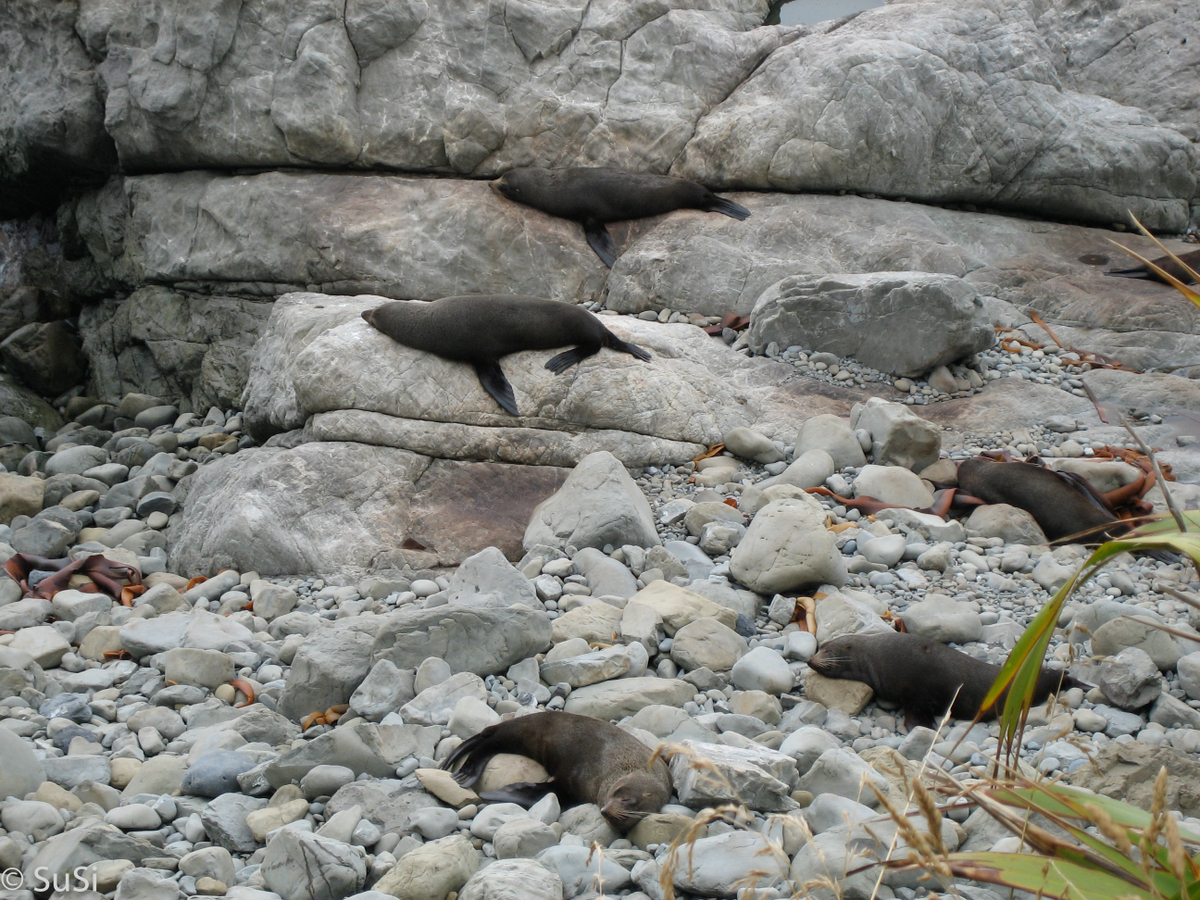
left=0, top=0, right=1197, bottom=570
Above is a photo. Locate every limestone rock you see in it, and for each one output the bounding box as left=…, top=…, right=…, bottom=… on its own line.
left=670, top=740, right=798, bottom=812
left=459, top=857, right=562, bottom=900
left=965, top=503, right=1049, bottom=546
left=729, top=497, right=846, bottom=594
left=851, top=399, right=941, bottom=472
left=795, top=414, right=867, bottom=470
left=372, top=834, right=478, bottom=900
left=749, top=272, right=994, bottom=377
left=261, top=829, right=367, bottom=900
left=524, top=451, right=661, bottom=554
left=372, top=604, right=552, bottom=677
left=1067, top=742, right=1200, bottom=818
left=676, top=0, right=1195, bottom=231
left=170, top=441, right=567, bottom=575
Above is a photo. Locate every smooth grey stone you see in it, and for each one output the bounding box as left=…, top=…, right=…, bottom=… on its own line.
left=200, top=793, right=270, bottom=854
left=182, top=751, right=260, bottom=798
left=536, top=844, right=631, bottom=897
left=39, top=692, right=92, bottom=722
left=261, top=829, right=367, bottom=900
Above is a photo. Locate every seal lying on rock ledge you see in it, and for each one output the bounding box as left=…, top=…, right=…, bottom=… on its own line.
left=808, top=631, right=1082, bottom=727
left=1105, top=247, right=1200, bottom=285
left=362, top=295, right=651, bottom=416
left=442, top=711, right=672, bottom=830
left=492, top=166, right=751, bottom=267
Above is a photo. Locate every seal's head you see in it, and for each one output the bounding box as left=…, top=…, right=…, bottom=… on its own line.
left=491, top=169, right=528, bottom=202
left=599, top=769, right=671, bottom=830
left=807, top=636, right=855, bottom=679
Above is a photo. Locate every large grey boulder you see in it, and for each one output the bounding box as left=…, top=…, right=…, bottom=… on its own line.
left=80, top=287, right=272, bottom=410
left=676, top=0, right=1196, bottom=231
left=168, top=442, right=569, bottom=575
left=523, top=451, right=660, bottom=554
left=748, top=272, right=995, bottom=377
left=241, top=292, right=755, bottom=464
left=278, top=618, right=381, bottom=721
left=371, top=604, right=552, bottom=677
left=729, top=496, right=847, bottom=594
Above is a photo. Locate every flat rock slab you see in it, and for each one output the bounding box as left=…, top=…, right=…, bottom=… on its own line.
left=168, top=441, right=569, bottom=575
left=241, top=291, right=856, bottom=464
left=73, top=170, right=1200, bottom=381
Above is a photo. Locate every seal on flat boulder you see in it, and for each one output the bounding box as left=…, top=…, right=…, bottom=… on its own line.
left=362, top=295, right=651, bottom=416
left=442, top=711, right=672, bottom=830
left=1106, top=247, right=1200, bottom=285
left=492, top=166, right=751, bottom=267
left=956, top=457, right=1122, bottom=543
left=808, top=630, right=1080, bottom=727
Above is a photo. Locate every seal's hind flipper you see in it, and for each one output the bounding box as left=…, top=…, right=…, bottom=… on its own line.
left=545, top=345, right=599, bottom=374
left=473, top=359, right=519, bottom=416
left=611, top=338, right=652, bottom=362
left=584, top=220, right=617, bottom=268
left=704, top=196, right=751, bottom=221
left=478, top=781, right=557, bottom=808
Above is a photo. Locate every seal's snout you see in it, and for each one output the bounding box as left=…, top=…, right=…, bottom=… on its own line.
left=490, top=178, right=506, bottom=197
left=361, top=309, right=374, bottom=324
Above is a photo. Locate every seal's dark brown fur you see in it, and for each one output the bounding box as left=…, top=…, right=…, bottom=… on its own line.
left=1106, top=247, right=1200, bottom=285
left=442, top=711, right=671, bottom=830
left=492, top=167, right=751, bottom=267
left=362, top=295, right=651, bottom=416
left=808, top=630, right=1079, bottom=727
left=957, top=457, right=1123, bottom=543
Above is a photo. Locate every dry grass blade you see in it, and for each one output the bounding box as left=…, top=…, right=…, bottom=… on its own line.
left=1110, top=211, right=1200, bottom=305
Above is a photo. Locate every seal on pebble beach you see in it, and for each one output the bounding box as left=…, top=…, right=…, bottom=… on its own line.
left=361, top=295, right=652, bottom=416
left=956, top=457, right=1124, bottom=543
left=808, top=630, right=1081, bottom=727
left=491, top=166, right=751, bottom=267
left=442, top=711, right=672, bottom=830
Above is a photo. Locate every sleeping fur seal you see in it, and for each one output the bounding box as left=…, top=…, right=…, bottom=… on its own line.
left=1105, top=247, right=1200, bottom=285
left=956, top=457, right=1123, bottom=543
left=361, top=295, right=651, bottom=416
left=808, top=631, right=1080, bottom=727
left=442, top=711, right=672, bottom=830
left=492, top=166, right=751, bottom=267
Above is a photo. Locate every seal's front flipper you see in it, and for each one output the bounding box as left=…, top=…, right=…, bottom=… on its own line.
left=584, top=220, right=617, bottom=268
left=478, top=781, right=556, bottom=808
left=473, top=359, right=519, bottom=416
left=545, top=345, right=599, bottom=374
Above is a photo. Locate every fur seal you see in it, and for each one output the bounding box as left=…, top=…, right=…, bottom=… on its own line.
left=1105, top=247, right=1200, bottom=285
left=808, top=631, right=1080, bottom=727
left=442, top=711, right=672, bottom=830
left=492, top=166, right=751, bottom=267
left=956, top=457, right=1123, bottom=543
left=361, top=295, right=651, bottom=416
